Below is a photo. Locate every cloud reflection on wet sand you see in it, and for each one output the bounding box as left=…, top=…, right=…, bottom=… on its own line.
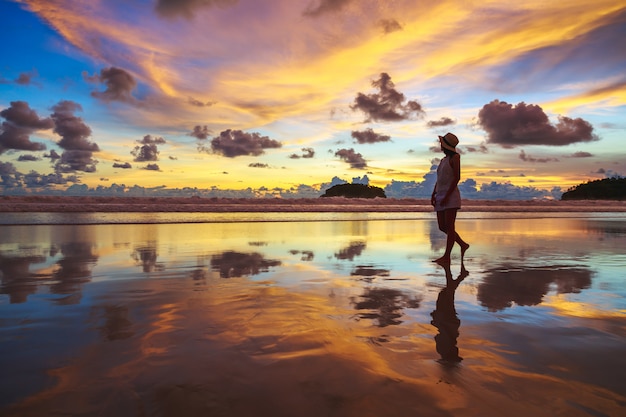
left=0, top=217, right=625, bottom=416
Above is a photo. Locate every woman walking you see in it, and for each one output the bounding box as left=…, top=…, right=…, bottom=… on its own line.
left=431, top=132, right=469, bottom=264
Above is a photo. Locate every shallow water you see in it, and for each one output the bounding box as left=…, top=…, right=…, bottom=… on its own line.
left=1, top=215, right=625, bottom=416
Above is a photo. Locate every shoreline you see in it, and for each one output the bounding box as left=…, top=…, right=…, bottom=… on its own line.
left=1, top=195, right=625, bottom=212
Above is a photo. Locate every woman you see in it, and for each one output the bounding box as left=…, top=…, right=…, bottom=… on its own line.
left=431, top=132, right=469, bottom=264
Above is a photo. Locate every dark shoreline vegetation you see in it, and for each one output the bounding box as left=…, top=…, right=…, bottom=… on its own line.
left=2, top=195, right=626, bottom=213
left=561, top=177, right=626, bottom=200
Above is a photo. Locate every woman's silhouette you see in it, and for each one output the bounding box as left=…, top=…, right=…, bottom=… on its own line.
left=431, top=132, right=469, bottom=264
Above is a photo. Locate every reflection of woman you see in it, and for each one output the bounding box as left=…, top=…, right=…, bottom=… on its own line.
left=431, top=132, right=469, bottom=264
left=431, top=262, right=468, bottom=363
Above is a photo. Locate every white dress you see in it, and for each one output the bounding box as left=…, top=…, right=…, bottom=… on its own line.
left=434, top=156, right=461, bottom=212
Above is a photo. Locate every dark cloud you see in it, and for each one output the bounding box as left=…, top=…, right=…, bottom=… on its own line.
left=248, top=163, right=268, bottom=168
left=86, top=67, right=137, bottom=103
left=465, top=143, right=488, bottom=153
left=188, top=97, right=215, bottom=107
left=427, top=117, right=455, bottom=128
left=351, top=73, right=425, bottom=122
left=519, top=150, right=559, bottom=163
left=51, top=101, right=98, bottom=152
left=23, top=171, right=76, bottom=187
left=132, top=135, right=165, bottom=162
left=50, top=101, right=99, bottom=173
left=44, top=150, right=61, bottom=160
left=1, top=101, right=53, bottom=129
left=1, top=102, right=51, bottom=131
left=289, top=147, right=316, bottom=159
left=55, top=151, right=98, bottom=173
left=17, top=154, right=40, bottom=162
left=0, top=101, right=53, bottom=154
left=203, top=129, right=282, bottom=158
left=301, top=147, right=315, bottom=158
left=351, top=128, right=391, bottom=144
left=379, top=18, right=402, bottom=34
left=303, top=0, right=353, bottom=17
left=113, top=162, right=132, bottom=169
left=15, top=71, right=37, bottom=86
left=0, top=162, right=80, bottom=190
left=335, top=148, right=367, bottom=169
left=478, top=100, right=599, bottom=147
left=144, top=163, right=160, bottom=171
left=570, top=151, right=593, bottom=158
left=138, top=135, right=166, bottom=145
left=0, top=161, right=22, bottom=188
left=189, top=125, right=211, bottom=140
left=0, top=71, right=37, bottom=86
left=0, top=123, right=47, bottom=154
left=155, top=0, right=238, bottom=18
left=0, top=161, right=18, bottom=175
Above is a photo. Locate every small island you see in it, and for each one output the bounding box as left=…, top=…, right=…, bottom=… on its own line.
left=320, top=183, right=386, bottom=199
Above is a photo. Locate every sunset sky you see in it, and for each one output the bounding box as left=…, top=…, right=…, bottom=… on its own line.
left=1, top=0, right=624, bottom=198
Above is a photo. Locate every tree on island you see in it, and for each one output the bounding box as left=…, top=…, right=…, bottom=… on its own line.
left=561, top=177, right=626, bottom=200
left=321, top=183, right=386, bottom=198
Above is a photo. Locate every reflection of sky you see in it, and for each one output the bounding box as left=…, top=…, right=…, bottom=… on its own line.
left=1, top=215, right=625, bottom=413
left=1, top=217, right=625, bottom=309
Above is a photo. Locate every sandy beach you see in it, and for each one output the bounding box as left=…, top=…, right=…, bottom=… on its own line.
left=1, top=195, right=625, bottom=212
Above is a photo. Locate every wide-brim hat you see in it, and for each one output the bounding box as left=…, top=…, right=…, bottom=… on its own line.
left=438, top=132, right=459, bottom=152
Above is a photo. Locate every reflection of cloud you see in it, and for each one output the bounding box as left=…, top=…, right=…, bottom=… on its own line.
left=352, top=287, right=421, bottom=327
left=97, top=305, right=134, bottom=341
left=210, top=251, right=281, bottom=278
left=132, top=246, right=164, bottom=273
left=477, top=266, right=592, bottom=312
left=334, top=241, right=366, bottom=261
left=351, top=265, right=390, bottom=283
left=0, top=253, right=46, bottom=303
left=51, top=242, right=99, bottom=301
left=289, top=249, right=314, bottom=261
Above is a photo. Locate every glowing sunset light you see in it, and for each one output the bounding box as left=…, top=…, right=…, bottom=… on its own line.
left=1, top=0, right=624, bottom=199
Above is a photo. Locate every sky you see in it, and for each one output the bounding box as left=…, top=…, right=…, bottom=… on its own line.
left=0, top=0, right=625, bottom=199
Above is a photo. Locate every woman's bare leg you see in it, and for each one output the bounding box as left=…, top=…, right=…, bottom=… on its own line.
left=434, top=209, right=469, bottom=263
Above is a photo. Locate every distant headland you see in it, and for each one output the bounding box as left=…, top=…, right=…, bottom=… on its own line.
left=561, top=177, right=626, bottom=200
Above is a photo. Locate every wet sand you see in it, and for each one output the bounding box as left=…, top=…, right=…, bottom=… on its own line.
left=1, top=195, right=625, bottom=212
left=1, top=214, right=625, bottom=416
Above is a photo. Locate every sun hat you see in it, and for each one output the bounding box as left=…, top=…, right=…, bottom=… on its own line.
left=438, top=132, right=459, bottom=152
